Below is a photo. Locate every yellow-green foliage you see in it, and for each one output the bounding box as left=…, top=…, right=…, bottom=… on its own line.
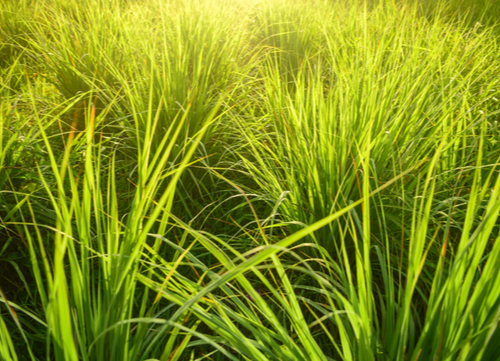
left=0, top=0, right=499, bottom=360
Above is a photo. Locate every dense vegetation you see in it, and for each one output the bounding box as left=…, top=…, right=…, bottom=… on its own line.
left=1, top=0, right=499, bottom=360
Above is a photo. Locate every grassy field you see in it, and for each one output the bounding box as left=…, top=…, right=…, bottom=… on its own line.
left=1, top=0, right=500, bottom=360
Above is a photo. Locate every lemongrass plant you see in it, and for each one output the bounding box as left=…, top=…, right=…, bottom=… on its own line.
left=0, top=80, right=226, bottom=360
left=232, top=0, right=500, bottom=259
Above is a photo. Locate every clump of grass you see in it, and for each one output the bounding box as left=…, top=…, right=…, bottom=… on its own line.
left=233, top=0, right=500, bottom=260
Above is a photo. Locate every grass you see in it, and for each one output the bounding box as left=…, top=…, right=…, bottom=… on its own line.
left=1, top=0, right=499, bottom=360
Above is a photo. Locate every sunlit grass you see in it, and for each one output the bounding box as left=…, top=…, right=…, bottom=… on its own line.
left=0, top=0, right=499, bottom=360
